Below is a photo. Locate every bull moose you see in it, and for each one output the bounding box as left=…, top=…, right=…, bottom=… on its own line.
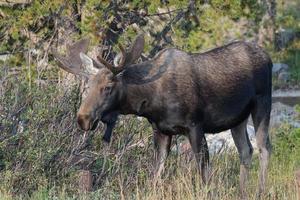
left=52, top=34, right=272, bottom=198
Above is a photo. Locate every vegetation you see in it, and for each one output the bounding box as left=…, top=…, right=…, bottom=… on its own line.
left=0, top=0, right=299, bottom=199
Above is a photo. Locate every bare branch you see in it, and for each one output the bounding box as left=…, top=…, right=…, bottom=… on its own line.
left=149, top=9, right=186, bottom=57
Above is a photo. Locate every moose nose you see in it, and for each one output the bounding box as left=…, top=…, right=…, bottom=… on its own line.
left=77, top=114, right=92, bottom=131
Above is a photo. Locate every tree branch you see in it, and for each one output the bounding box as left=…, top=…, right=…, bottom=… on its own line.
left=149, top=9, right=186, bottom=57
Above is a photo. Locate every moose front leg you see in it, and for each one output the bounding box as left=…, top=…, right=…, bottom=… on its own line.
left=188, top=125, right=209, bottom=184
left=153, top=128, right=172, bottom=180
left=101, top=112, right=119, bottom=143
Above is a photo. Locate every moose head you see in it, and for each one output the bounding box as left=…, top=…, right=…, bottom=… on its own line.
left=52, top=34, right=145, bottom=138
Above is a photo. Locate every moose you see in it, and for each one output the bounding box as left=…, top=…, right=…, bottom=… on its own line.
left=52, top=34, right=272, bottom=198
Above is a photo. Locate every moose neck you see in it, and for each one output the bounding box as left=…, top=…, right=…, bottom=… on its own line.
left=118, top=79, right=156, bottom=117
left=121, top=85, right=154, bottom=116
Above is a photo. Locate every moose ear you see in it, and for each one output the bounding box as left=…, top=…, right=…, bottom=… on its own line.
left=80, top=53, right=99, bottom=75
left=126, top=34, right=145, bottom=65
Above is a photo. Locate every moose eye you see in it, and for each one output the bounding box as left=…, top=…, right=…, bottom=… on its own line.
left=104, top=86, right=112, bottom=92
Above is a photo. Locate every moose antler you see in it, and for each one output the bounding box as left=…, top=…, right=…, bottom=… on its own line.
left=52, top=38, right=92, bottom=78
left=97, top=44, right=127, bottom=75
left=116, top=44, right=126, bottom=67
left=97, top=34, right=145, bottom=75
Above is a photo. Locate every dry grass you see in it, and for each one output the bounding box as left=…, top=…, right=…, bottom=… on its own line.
left=1, top=123, right=299, bottom=200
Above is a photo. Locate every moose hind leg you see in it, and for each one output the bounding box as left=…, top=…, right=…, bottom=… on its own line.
left=188, top=125, right=209, bottom=184
left=251, top=96, right=272, bottom=196
left=153, top=128, right=172, bottom=180
left=231, top=119, right=253, bottom=199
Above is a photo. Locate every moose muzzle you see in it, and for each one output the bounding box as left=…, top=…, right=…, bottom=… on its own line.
left=77, top=114, right=99, bottom=131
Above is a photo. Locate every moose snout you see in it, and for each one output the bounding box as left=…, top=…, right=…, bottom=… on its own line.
left=77, top=113, right=100, bottom=131
left=77, top=114, right=93, bottom=131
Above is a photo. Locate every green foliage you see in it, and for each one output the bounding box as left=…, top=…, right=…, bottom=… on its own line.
left=0, top=0, right=266, bottom=53
left=172, top=0, right=265, bottom=52
left=0, top=0, right=67, bottom=52
left=240, top=0, right=265, bottom=22
left=273, top=126, right=300, bottom=167
left=277, top=0, right=300, bottom=31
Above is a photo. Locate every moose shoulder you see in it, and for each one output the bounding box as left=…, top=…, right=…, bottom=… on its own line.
left=52, top=35, right=272, bottom=198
